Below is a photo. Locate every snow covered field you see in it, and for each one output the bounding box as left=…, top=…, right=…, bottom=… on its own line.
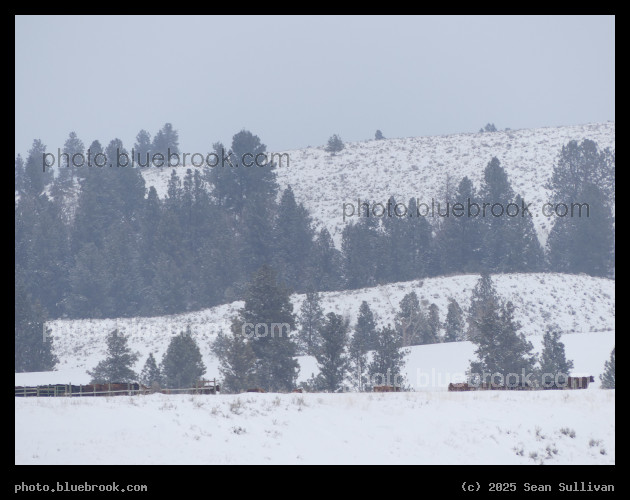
left=15, top=328, right=615, bottom=465
left=15, top=389, right=614, bottom=465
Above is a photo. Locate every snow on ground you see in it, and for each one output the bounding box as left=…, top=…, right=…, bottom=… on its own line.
left=15, top=331, right=615, bottom=390
left=16, top=121, right=615, bottom=465
left=141, top=122, right=615, bottom=247
left=15, top=389, right=614, bottom=465
left=41, top=273, right=614, bottom=382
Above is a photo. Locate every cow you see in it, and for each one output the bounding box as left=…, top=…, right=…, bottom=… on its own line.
left=448, top=383, right=475, bottom=392
left=291, top=389, right=303, bottom=393
left=566, top=376, right=595, bottom=389
left=246, top=388, right=267, bottom=393
left=373, top=385, right=401, bottom=392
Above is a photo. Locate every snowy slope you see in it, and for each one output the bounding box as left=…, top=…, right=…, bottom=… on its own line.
left=15, top=331, right=615, bottom=391
left=15, top=389, right=614, bottom=465
left=30, top=272, right=613, bottom=386
left=15, top=123, right=615, bottom=466
left=141, top=122, right=615, bottom=247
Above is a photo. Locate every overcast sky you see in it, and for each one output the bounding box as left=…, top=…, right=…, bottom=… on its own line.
left=15, top=15, right=614, bottom=157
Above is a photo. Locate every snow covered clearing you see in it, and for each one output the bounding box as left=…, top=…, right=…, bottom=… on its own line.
left=15, top=389, right=614, bottom=465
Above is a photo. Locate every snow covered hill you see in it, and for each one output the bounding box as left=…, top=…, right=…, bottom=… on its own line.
left=142, top=122, right=615, bottom=247
left=16, top=123, right=615, bottom=466
left=33, top=272, right=614, bottom=386
left=15, top=389, right=615, bottom=465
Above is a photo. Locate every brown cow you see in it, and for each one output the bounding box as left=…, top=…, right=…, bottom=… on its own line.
left=373, top=385, right=401, bottom=392
left=566, top=376, right=595, bottom=389
left=291, top=389, right=303, bottom=393
left=448, top=383, right=475, bottom=392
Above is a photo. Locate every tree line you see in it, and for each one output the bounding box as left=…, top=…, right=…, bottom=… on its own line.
left=15, top=124, right=614, bottom=373
left=90, top=268, right=614, bottom=393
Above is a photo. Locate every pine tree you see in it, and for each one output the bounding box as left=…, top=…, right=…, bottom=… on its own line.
left=72, top=138, right=145, bottom=254
left=342, top=211, right=382, bottom=289
left=16, top=190, right=70, bottom=318
left=15, top=281, right=58, bottom=372
left=427, top=303, right=442, bottom=343
left=297, top=291, right=325, bottom=355
left=467, top=273, right=500, bottom=341
left=503, top=194, right=544, bottom=272
left=224, top=131, right=279, bottom=276
left=139, top=353, right=162, bottom=388
left=381, top=195, right=407, bottom=282
left=100, top=220, right=145, bottom=317
left=210, top=130, right=278, bottom=218
left=66, top=242, right=111, bottom=318
left=356, top=301, right=378, bottom=350
left=367, top=324, right=408, bottom=389
left=479, top=157, right=516, bottom=272
left=15, top=154, right=25, bottom=194
left=315, top=312, right=350, bottom=392
left=272, top=186, right=316, bottom=291
left=87, top=330, right=139, bottom=383
left=307, top=228, right=344, bottom=291
left=395, top=291, right=424, bottom=346
left=435, top=177, right=483, bottom=274
left=76, top=139, right=103, bottom=180
left=133, top=129, right=152, bottom=166
left=212, top=319, right=258, bottom=393
left=404, top=196, right=435, bottom=279
left=325, top=134, right=344, bottom=154
left=546, top=183, right=614, bottom=277
left=546, top=139, right=615, bottom=208
left=56, top=132, right=84, bottom=186
left=160, top=326, right=206, bottom=389
left=600, top=347, right=615, bottom=389
left=444, top=297, right=465, bottom=342
left=469, top=300, right=536, bottom=388
left=538, top=324, right=574, bottom=389
left=349, top=301, right=377, bottom=390
left=375, top=130, right=384, bottom=140
left=23, top=139, right=50, bottom=195
left=152, top=123, right=180, bottom=165
left=240, top=265, right=299, bottom=392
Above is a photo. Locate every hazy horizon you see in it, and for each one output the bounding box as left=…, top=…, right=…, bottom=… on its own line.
left=15, top=15, right=614, bottom=156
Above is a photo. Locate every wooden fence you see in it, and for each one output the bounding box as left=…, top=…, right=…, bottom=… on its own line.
left=15, top=379, right=219, bottom=398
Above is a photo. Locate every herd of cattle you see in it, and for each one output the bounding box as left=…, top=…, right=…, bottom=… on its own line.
left=447, top=376, right=596, bottom=392
left=246, top=388, right=303, bottom=393
left=15, top=376, right=596, bottom=397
